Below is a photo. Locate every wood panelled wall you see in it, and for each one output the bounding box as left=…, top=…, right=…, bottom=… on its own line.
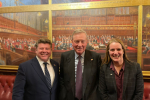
left=52, top=15, right=138, bottom=25
left=0, top=32, right=42, bottom=40
left=52, top=30, right=135, bottom=36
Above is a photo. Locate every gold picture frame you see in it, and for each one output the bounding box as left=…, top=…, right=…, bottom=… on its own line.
left=0, top=0, right=150, bottom=78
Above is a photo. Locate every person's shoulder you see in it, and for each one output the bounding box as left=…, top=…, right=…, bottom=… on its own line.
left=126, top=60, right=139, bottom=66
left=101, top=63, right=110, bottom=71
left=132, top=61, right=140, bottom=68
left=125, top=60, right=141, bottom=70
left=85, top=50, right=100, bottom=56
left=131, top=61, right=139, bottom=65
left=61, top=50, right=74, bottom=56
left=20, top=57, right=36, bottom=66
left=50, top=59, right=59, bottom=65
left=101, top=63, right=108, bottom=66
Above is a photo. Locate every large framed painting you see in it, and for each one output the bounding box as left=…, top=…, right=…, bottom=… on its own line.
left=142, top=6, right=150, bottom=71
left=0, top=11, right=49, bottom=66
left=0, top=0, right=48, bottom=7
left=52, top=0, right=119, bottom=4
left=52, top=6, right=138, bottom=64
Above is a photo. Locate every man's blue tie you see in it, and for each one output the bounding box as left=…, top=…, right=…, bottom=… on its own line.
left=75, top=56, right=82, bottom=100
left=43, top=62, right=51, bottom=90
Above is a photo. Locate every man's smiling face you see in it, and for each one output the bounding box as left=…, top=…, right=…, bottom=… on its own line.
left=35, top=43, right=51, bottom=62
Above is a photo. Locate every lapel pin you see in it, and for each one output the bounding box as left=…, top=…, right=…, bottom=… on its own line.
left=110, top=74, right=112, bottom=75
left=91, top=59, right=93, bottom=61
left=53, top=64, right=56, bottom=66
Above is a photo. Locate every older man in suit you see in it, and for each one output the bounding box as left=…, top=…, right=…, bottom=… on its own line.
left=12, top=38, right=59, bottom=100
left=59, top=29, right=102, bottom=100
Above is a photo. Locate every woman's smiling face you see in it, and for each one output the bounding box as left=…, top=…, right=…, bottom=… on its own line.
left=109, top=42, right=124, bottom=64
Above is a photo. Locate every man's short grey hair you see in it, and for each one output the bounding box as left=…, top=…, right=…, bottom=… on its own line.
left=35, top=38, right=52, bottom=48
left=72, top=29, right=88, bottom=40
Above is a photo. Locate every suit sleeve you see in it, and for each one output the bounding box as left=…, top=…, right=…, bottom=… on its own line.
left=95, top=54, right=102, bottom=100
left=12, top=64, right=26, bottom=100
left=58, top=53, right=67, bottom=100
left=99, top=65, right=110, bottom=100
left=133, top=63, right=144, bottom=100
left=98, top=54, right=102, bottom=69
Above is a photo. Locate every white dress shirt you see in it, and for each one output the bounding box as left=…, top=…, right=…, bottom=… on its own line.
left=36, top=56, right=55, bottom=86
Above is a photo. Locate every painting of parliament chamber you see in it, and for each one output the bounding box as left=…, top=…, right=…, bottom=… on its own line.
left=0, top=11, right=49, bottom=66
left=142, top=6, right=150, bottom=71
left=1, top=5, right=150, bottom=71
left=51, top=7, right=138, bottom=67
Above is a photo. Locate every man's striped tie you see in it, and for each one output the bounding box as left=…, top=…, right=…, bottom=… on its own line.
left=43, top=62, right=51, bottom=90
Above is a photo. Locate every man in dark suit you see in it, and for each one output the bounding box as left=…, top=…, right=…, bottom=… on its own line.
left=59, top=29, right=102, bottom=100
left=12, top=38, right=59, bottom=100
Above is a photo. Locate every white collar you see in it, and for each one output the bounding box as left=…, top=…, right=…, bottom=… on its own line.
left=36, top=56, right=50, bottom=65
left=75, top=51, right=85, bottom=59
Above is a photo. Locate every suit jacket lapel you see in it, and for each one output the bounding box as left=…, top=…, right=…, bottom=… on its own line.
left=107, top=63, right=117, bottom=92
left=67, top=51, right=75, bottom=95
left=83, top=50, right=93, bottom=95
left=31, top=57, right=48, bottom=89
left=122, top=61, right=130, bottom=98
